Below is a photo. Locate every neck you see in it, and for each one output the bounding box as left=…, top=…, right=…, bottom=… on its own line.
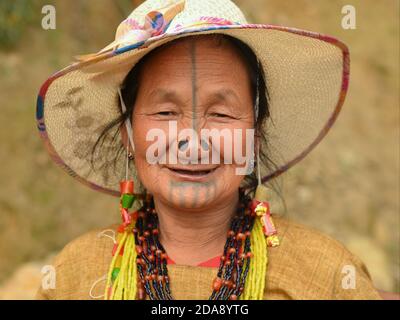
left=153, top=192, right=239, bottom=266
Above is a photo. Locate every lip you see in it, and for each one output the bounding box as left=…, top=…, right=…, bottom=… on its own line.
left=164, top=165, right=219, bottom=182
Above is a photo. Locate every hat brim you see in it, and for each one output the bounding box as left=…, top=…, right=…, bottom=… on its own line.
left=36, top=23, right=350, bottom=197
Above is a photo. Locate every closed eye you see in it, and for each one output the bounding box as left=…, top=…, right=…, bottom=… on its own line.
left=209, top=113, right=236, bottom=119
left=210, top=113, right=228, bottom=117
left=156, top=111, right=177, bottom=116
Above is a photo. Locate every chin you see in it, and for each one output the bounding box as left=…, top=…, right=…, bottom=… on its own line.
left=160, top=180, right=220, bottom=209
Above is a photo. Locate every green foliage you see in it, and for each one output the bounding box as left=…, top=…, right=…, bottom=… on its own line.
left=0, top=0, right=36, bottom=50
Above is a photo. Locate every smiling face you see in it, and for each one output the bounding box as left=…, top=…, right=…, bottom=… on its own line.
left=129, top=35, right=255, bottom=210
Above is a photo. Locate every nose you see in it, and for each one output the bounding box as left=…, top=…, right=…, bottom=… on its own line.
left=177, top=135, right=211, bottom=164
left=178, top=138, right=209, bottom=152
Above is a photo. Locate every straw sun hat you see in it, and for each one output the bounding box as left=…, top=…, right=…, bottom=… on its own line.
left=36, top=0, right=350, bottom=197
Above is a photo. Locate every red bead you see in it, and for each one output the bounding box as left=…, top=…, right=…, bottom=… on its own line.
left=220, top=255, right=226, bottom=262
left=227, top=230, right=235, bottom=237
left=228, top=248, right=236, bottom=254
left=112, top=244, right=118, bottom=256
left=246, top=252, right=253, bottom=258
left=120, top=180, right=134, bottom=194
left=138, top=288, right=145, bottom=300
left=161, top=253, right=168, bottom=260
left=143, top=231, right=150, bottom=237
left=151, top=274, right=156, bottom=280
left=245, top=231, right=251, bottom=237
left=225, top=260, right=231, bottom=266
left=145, top=275, right=152, bottom=281
left=152, top=229, right=159, bottom=235
left=229, top=294, right=238, bottom=300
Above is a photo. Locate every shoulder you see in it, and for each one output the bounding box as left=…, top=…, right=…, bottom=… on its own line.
left=265, top=215, right=382, bottom=300
left=54, top=225, right=118, bottom=265
left=35, top=224, right=118, bottom=300
left=273, top=215, right=350, bottom=258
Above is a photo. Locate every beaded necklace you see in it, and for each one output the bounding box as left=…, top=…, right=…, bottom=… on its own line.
left=104, top=183, right=279, bottom=300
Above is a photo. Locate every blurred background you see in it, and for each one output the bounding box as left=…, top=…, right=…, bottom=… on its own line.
left=0, top=0, right=398, bottom=299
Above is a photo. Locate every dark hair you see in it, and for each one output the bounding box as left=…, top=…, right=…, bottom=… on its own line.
left=91, top=34, right=284, bottom=205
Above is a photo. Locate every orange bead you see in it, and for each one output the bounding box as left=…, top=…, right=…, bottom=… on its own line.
left=212, top=277, right=222, bottom=291
left=228, top=247, right=236, bottom=254
left=135, top=245, right=143, bottom=254
left=229, top=294, right=238, bottom=300
left=227, top=230, right=235, bottom=237
left=236, top=233, right=245, bottom=241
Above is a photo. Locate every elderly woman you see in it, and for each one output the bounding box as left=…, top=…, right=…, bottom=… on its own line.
left=35, top=0, right=381, bottom=300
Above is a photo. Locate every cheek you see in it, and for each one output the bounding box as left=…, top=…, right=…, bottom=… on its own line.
left=131, top=116, right=163, bottom=189
left=210, top=122, right=254, bottom=166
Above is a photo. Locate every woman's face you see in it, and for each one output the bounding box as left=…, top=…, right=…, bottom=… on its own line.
left=130, top=36, right=254, bottom=210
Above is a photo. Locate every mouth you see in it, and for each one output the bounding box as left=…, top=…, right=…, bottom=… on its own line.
left=165, top=166, right=219, bottom=180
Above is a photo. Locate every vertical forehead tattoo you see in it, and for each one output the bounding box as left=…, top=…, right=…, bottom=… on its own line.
left=190, top=40, right=198, bottom=132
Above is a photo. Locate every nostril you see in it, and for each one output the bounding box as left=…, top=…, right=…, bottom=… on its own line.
left=178, top=139, right=189, bottom=151
left=201, top=139, right=209, bottom=151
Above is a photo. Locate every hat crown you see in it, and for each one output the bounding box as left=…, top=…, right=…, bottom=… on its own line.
left=114, top=0, right=248, bottom=43
left=133, top=0, right=247, bottom=24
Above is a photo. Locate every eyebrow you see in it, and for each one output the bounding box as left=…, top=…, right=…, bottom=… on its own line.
left=149, top=88, right=185, bottom=106
left=208, top=88, right=241, bottom=105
